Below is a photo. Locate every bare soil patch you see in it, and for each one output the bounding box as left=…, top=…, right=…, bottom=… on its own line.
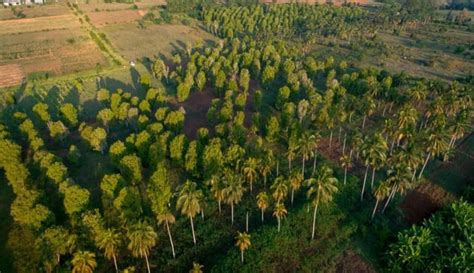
left=0, top=14, right=79, bottom=35
left=400, top=181, right=455, bottom=224
left=174, top=88, right=214, bottom=139
left=0, top=64, right=24, bottom=88
left=336, top=249, right=377, bottom=273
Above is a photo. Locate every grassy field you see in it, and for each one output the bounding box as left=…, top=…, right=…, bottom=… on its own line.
left=0, top=3, right=70, bottom=20
left=101, top=22, right=217, bottom=60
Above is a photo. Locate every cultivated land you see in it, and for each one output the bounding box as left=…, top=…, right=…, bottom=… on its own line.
left=0, top=3, right=109, bottom=79
left=0, top=2, right=472, bottom=273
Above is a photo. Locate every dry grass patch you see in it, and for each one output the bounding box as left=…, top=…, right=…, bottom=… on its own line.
left=87, top=10, right=143, bottom=27
left=101, top=23, right=217, bottom=60
left=0, top=14, right=80, bottom=35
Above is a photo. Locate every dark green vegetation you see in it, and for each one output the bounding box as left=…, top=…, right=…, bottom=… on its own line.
left=387, top=200, right=474, bottom=272
left=0, top=2, right=473, bottom=273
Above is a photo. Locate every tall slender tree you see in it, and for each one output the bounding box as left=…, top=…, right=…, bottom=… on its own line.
left=235, top=231, right=251, bottom=264
left=177, top=180, right=203, bottom=245
left=127, top=221, right=157, bottom=273
left=256, top=191, right=269, bottom=223
left=96, top=228, right=121, bottom=272
left=273, top=202, right=288, bottom=232
left=71, top=251, right=97, bottom=273
left=222, top=172, right=245, bottom=225
left=305, top=166, right=338, bottom=240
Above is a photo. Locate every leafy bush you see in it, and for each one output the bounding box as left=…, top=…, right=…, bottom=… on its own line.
left=387, top=201, right=474, bottom=272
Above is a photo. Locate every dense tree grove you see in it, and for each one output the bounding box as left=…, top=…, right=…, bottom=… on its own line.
left=0, top=2, right=472, bottom=273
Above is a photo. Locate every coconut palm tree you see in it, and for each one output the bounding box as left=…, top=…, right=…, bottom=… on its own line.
left=361, top=95, right=376, bottom=130
left=305, top=165, right=338, bottom=240
left=156, top=209, right=176, bottom=259
left=418, top=131, right=449, bottom=179
left=371, top=182, right=390, bottom=220
left=383, top=165, right=414, bottom=213
left=259, top=151, right=273, bottom=187
left=288, top=170, right=304, bottom=205
left=96, top=228, right=120, bottom=272
left=72, top=251, right=97, bottom=273
left=127, top=221, right=157, bottom=273
left=209, top=175, right=224, bottom=214
left=273, top=202, right=288, bottom=232
left=242, top=157, right=259, bottom=193
left=339, top=154, right=352, bottom=185
left=177, top=180, right=203, bottom=245
left=222, top=172, right=245, bottom=225
left=235, top=231, right=251, bottom=264
left=286, top=138, right=298, bottom=172
left=271, top=176, right=288, bottom=204
left=361, top=133, right=388, bottom=200
left=256, top=191, right=269, bottom=223
left=189, top=262, right=203, bottom=273
left=298, top=132, right=315, bottom=177
left=311, top=131, right=321, bottom=175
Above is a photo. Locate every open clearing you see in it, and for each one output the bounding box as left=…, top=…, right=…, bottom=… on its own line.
left=101, top=23, right=217, bottom=60
left=0, top=3, right=70, bottom=20
left=0, top=11, right=109, bottom=77
left=87, top=9, right=143, bottom=27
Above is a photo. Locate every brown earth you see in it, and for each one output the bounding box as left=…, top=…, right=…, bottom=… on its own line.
left=175, top=88, right=215, bottom=139
left=336, top=249, right=377, bottom=273
left=0, top=64, right=24, bottom=88
left=400, top=181, right=455, bottom=224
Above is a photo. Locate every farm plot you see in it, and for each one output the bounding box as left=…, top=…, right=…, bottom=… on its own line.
left=86, top=9, right=143, bottom=27
left=0, top=16, right=108, bottom=76
left=0, top=64, right=24, bottom=88
left=78, top=0, right=165, bottom=12
left=0, top=8, right=16, bottom=20
left=0, top=14, right=80, bottom=35
left=101, top=23, right=217, bottom=60
left=8, top=3, right=70, bottom=19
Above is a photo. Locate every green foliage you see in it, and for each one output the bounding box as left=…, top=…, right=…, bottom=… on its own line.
left=60, top=103, right=78, bottom=127
left=120, top=154, right=143, bottom=184
left=387, top=201, right=474, bottom=272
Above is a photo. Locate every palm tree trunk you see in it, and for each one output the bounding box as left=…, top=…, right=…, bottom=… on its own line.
left=264, top=175, right=267, bottom=188
left=338, top=126, right=342, bottom=141
left=201, top=209, right=205, bottom=221
left=250, top=181, right=253, bottom=193
left=382, top=186, right=397, bottom=213
left=261, top=208, right=264, bottom=223
left=382, top=104, right=387, bottom=116
left=344, top=167, right=347, bottom=185
left=311, top=199, right=319, bottom=240
left=371, top=167, right=376, bottom=189
left=362, top=115, right=367, bottom=130
left=190, top=216, right=196, bottom=245
left=166, top=220, right=176, bottom=258
left=241, top=249, right=244, bottom=264
left=277, top=217, right=281, bottom=232
left=390, top=138, right=396, bottom=154
left=218, top=200, right=222, bottom=214
left=276, top=160, right=280, bottom=176
left=371, top=199, right=379, bottom=220
left=312, top=150, right=317, bottom=175
left=144, top=253, right=151, bottom=273
left=342, top=133, right=347, bottom=155
left=231, top=203, right=234, bottom=225
left=288, top=158, right=291, bottom=172
left=246, top=212, right=249, bottom=232
left=411, top=168, right=417, bottom=181
left=361, top=165, right=369, bottom=201
left=291, top=188, right=295, bottom=206
left=329, top=130, right=333, bottom=148
left=112, top=254, right=118, bottom=273
left=302, top=158, right=305, bottom=177
left=418, top=153, right=430, bottom=180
